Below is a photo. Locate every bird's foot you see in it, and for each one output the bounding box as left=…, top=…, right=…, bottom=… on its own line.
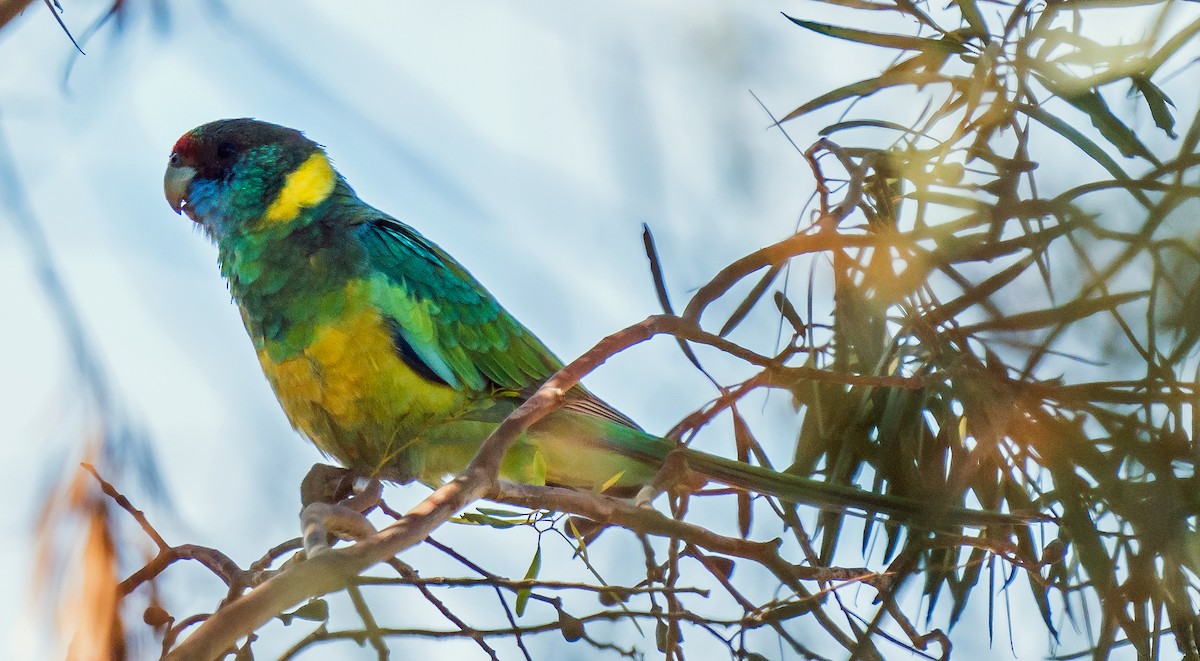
left=301, top=501, right=377, bottom=557
left=299, top=464, right=384, bottom=557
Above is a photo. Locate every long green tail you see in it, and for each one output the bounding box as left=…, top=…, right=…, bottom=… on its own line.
left=679, top=445, right=1020, bottom=528
left=529, top=410, right=1025, bottom=529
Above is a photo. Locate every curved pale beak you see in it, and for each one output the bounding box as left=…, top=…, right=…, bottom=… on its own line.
left=164, top=157, right=196, bottom=216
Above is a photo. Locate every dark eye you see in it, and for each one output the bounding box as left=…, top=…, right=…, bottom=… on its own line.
left=216, top=142, right=238, bottom=159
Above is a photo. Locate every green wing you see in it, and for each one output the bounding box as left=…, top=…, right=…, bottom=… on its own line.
left=351, top=206, right=639, bottom=428
left=354, top=213, right=563, bottom=394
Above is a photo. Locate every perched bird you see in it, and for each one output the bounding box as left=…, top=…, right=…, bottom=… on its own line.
left=164, top=118, right=1003, bottom=525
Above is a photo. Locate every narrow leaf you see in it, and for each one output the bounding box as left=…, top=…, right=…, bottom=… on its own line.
left=956, top=291, right=1147, bottom=335
left=925, top=252, right=1039, bottom=325
left=955, top=0, right=989, bottom=39
left=475, top=507, right=529, bottom=518
left=1059, top=87, right=1159, bottom=163
left=643, top=224, right=715, bottom=383
left=453, top=512, right=521, bottom=528
left=773, top=291, right=806, bottom=332
left=783, top=69, right=945, bottom=121
left=732, top=411, right=754, bottom=537
left=41, top=0, right=85, bottom=54
left=566, top=517, right=592, bottom=563
left=819, top=118, right=926, bottom=137
left=515, top=547, right=542, bottom=616
left=1021, top=104, right=1151, bottom=207
left=719, top=264, right=782, bottom=337
left=784, top=15, right=967, bottom=54
left=1130, top=75, right=1177, bottom=138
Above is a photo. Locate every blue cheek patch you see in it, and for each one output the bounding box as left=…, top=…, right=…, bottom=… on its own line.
left=186, top=178, right=233, bottom=240
left=186, top=146, right=293, bottom=240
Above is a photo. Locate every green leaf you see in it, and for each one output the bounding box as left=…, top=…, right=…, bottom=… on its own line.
left=783, top=69, right=945, bottom=121
left=760, top=600, right=819, bottom=622
left=453, top=512, right=521, bottom=528
left=1012, top=492, right=1058, bottom=633
left=515, top=547, right=542, bottom=617
left=559, top=611, right=585, bottom=642
left=955, top=0, right=989, bottom=39
left=819, top=118, right=924, bottom=137
left=732, top=411, right=754, bottom=537
left=655, top=617, right=683, bottom=652
left=955, top=291, right=1147, bottom=335
left=1130, top=75, right=1176, bottom=138
left=925, top=252, right=1039, bottom=325
left=1020, top=103, right=1151, bottom=208
left=278, top=599, right=329, bottom=626
left=1059, top=88, right=1159, bottom=164
left=1030, top=68, right=1158, bottom=162
left=719, top=264, right=781, bottom=337
left=1145, top=16, right=1200, bottom=78
left=475, top=507, right=530, bottom=518
left=566, top=517, right=590, bottom=564
left=783, top=15, right=967, bottom=54
left=904, top=190, right=986, bottom=210
left=656, top=619, right=670, bottom=653
left=948, top=547, right=987, bottom=626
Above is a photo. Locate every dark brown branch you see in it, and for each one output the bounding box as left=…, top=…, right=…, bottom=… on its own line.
left=82, top=463, right=167, bottom=549
left=119, top=544, right=247, bottom=598
left=85, top=464, right=249, bottom=598
left=287, top=608, right=797, bottom=644
left=353, top=575, right=708, bottom=598
left=681, top=232, right=880, bottom=325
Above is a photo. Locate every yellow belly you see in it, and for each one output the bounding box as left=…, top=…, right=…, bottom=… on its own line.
left=256, top=297, right=470, bottom=475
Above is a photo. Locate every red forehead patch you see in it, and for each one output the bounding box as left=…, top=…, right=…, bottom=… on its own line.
left=171, top=133, right=196, bottom=155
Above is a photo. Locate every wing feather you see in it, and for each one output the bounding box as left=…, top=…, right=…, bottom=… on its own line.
left=355, top=215, right=560, bottom=391
left=353, top=212, right=641, bottom=431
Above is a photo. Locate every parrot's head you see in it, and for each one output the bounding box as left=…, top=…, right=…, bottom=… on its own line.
left=164, top=118, right=338, bottom=240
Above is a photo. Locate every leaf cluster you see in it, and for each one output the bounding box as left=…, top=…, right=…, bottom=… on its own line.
left=733, top=1, right=1200, bottom=657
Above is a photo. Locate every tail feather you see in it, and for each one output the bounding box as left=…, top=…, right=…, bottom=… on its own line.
left=589, top=418, right=1024, bottom=529
left=681, top=447, right=1020, bottom=528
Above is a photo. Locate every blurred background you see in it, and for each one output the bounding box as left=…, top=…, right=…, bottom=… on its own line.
left=1, top=1, right=1185, bottom=658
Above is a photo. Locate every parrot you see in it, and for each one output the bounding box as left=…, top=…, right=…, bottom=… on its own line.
left=162, top=118, right=1012, bottom=527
